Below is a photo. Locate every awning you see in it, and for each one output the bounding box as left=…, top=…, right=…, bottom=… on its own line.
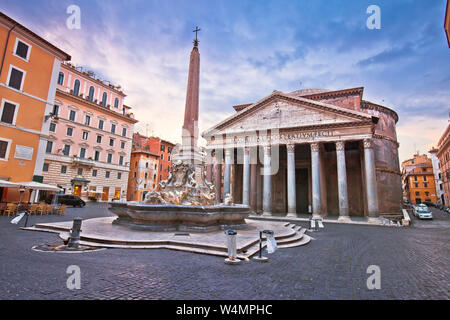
left=71, top=177, right=91, bottom=184
left=0, top=180, right=19, bottom=188
left=16, top=181, right=63, bottom=192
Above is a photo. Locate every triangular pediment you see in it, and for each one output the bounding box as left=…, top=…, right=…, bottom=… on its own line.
left=203, top=92, right=373, bottom=136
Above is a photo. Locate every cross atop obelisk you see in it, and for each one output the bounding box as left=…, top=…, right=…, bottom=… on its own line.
left=193, top=26, right=201, bottom=47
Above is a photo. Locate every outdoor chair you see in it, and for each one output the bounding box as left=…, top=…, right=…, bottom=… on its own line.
left=28, top=204, right=39, bottom=215
left=37, top=203, right=47, bottom=215
left=56, top=204, right=67, bottom=216
left=4, top=203, right=17, bottom=217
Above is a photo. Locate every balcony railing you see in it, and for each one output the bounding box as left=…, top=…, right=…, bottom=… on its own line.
left=72, top=157, right=95, bottom=167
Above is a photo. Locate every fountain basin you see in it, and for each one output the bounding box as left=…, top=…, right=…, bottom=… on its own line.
left=109, top=202, right=251, bottom=232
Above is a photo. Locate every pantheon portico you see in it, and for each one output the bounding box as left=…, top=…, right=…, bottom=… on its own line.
left=202, top=87, right=403, bottom=220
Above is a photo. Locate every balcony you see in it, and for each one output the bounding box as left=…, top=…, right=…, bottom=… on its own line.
left=72, top=157, right=95, bottom=167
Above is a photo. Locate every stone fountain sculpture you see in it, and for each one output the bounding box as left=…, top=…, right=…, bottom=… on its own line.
left=144, top=160, right=217, bottom=206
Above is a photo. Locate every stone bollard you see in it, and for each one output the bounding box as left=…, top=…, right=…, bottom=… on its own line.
left=67, top=218, right=82, bottom=249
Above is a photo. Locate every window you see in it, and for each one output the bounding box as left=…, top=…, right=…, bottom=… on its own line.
left=144, top=184, right=147, bottom=188
left=66, top=127, right=73, bottom=136
left=101, top=92, right=108, bottom=107
left=105, top=171, right=110, bottom=178
left=161, top=145, right=165, bottom=152
left=121, top=141, right=125, bottom=149
left=423, top=176, right=427, bottom=181
left=80, top=148, right=86, bottom=159
left=61, top=165, right=67, bottom=174
left=414, top=176, right=417, bottom=181
left=82, top=131, right=89, bottom=140
left=119, top=156, right=124, bottom=166
left=415, top=192, right=420, bottom=196
left=43, top=163, right=49, bottom=172
left=85, top=115, right=91, bottom=126
left=92, top=169, right=97, bottom=177
left=122, top=128, right=127, bottom=137
left=14, top=39, right=31, bottom=60
left=52, top=105, right=59, bottom=117
left=414, top=183, right=418, bottom=188
left=153, top=174, right=156, bottom=180
left=45, top=141, right=53, bottom=154
left=8, top=66, right=25, bottom=90
left=78, top=168, right=83, bottom=175
left=424, top=183, right=428, bottom=188
left=109, top=138, right=115, bottom=147
left=57, top=72, right=64, bottom=85
left=168, top=156, right=171, bottom=162
left=145, top=172, right=148, bottom=179
left=425, top=192, right=429, bottom=196
left=98, top=119, right=104, bottom=130
left=88, top=86, right=95, bottom=102
left=49, top=122, right=56, bottom=132
left=161, top=154, right=164, bottom=160
left=133, top=172, right=136, bottom=178
left=146, top=162, right=149, bottom=168
left=114, top=98, right=119, bottom=108
left=107, top=153, right=113, bottom=163
left=0, top=139, right=10, bottom=160
left=168, top=147, right=172, bottom=153
left=63, top=144, right=71, bottom=156
left=96, top=135, right=102, bottom=143
left=73, top=79, right=80, bottom=96
left=69, top=110, right=76, bottom=121
left=111, top=124, right=116, bottom=134
left=117, top=172, right=122, bottom=180
left=0, top=100, right=18, bottom=124
left=94, top=150, right=100, bottom=161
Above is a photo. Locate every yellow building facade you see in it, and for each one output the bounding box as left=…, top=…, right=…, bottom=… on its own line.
left=0, top=12, right=70, bottom=202
left=401, top=153, right=438, bottom=204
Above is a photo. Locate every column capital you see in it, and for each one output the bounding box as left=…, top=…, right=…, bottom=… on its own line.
left=286, top=144, right=295, bottom=153
left=310, top=142, right=320, bottom=152
left=263, top=145, right=271, bottom=155
left=336, top=141, right=345, bottom=151
left=363, top=139, right=373, bottom=149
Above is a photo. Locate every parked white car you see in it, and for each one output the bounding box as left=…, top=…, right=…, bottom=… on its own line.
left=414, top=204, right=433, bottom=220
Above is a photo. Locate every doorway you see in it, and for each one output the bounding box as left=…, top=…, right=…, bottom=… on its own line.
left=73, top=185, right=82, bottom=197
left=102, top=187, right=109, bottom=201
left=295, top=168, right=309, bottom=214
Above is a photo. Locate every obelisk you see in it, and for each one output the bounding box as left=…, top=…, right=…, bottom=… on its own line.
left=174, top=27, right=204, bottom=172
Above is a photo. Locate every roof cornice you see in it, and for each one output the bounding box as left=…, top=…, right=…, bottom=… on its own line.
left=56, top=89, right=138, bottom=124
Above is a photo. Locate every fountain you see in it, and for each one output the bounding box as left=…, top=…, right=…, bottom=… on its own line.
left=109, top=32, right=251, bottom=232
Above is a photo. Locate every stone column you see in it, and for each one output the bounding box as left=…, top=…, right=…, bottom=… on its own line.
left=311, top=142, right=322, bottom=219
left=224, top=148, right=232, bottom=199
left=214, top=153, right=222, bottom=203
left=336, top=141, right=350, bottom=221
left=286, top=144, right=297, bottom=218
left=363, top=139, right=379, bottom=221
left=262, top=145, right=272, bottom=216
left=242, top=147, right=250, bottom=206
left=250, top=160, right=257, bottom=212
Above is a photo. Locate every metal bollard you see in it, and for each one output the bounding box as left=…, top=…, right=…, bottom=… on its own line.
left=224, top=229, right=241, bottom=265
left=253, top=230, right=274, bottom=262
left=67, top=218, right=82, bottom=248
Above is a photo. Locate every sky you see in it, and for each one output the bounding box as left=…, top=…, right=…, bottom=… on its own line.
left=2, top=0, right=449, bottom=163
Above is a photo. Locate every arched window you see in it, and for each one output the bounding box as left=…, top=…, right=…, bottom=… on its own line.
left=73, top=79, right=80, bottom=96
left=88, top=86, right=95, bottom=101
left=114, top=98, right=119, bottom=108
left=57, top=72, right=64, bottom=85
left=101, top=92, right=108, bottom=107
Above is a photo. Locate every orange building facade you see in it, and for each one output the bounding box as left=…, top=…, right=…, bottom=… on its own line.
left=0, top=12, right=70, bottom=202
left=437, top=124, right=450, bottom=206
left=401, top=153, right=438, bottom=204
left=127, top=133, right=175, bottom=200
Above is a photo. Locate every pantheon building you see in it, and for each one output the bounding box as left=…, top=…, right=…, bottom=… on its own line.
left=202, top=87, right=402, bottom=221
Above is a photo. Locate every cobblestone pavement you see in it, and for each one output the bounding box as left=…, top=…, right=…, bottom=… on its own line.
left=0, top=203, right=449, bottom=300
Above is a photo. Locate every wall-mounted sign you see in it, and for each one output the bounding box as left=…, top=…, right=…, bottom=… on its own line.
left=14, top=145, right=34, bottom=161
